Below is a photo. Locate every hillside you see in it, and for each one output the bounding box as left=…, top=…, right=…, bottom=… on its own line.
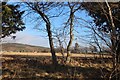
left=2, top=43, right=50, bottom=52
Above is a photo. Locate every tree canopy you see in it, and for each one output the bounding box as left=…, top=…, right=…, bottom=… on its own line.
left=1, top=2, right=25, bottom=38
left=81, top=2, right=120, bottom=34
left=80, top=2, right=120, bottom=75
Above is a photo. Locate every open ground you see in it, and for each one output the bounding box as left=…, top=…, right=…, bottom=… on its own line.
left=1, top=52, right=115, bottom=80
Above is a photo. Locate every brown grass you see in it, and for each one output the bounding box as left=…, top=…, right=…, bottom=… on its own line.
left=1, top=52, right=115, bottom=80
left=2, top=51, right=112, bottom=58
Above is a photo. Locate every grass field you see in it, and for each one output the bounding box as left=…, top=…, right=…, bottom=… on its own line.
left=1, top=52, right=115, bottom=80
left=2, top=52, right=112, bottom=58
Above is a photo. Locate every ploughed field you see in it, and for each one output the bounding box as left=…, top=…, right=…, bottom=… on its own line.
left=1, top=52, right=115, bottom=80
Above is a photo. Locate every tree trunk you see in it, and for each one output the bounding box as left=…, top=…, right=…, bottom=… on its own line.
left=36, top=8, right=58, bottom=65
left=105, top=1, right=119, bottom=79
left=66, top=10, right=74, bottom=63
left=26, top=3, right=58, bottom=65
left=46, top=24, right=58, bottom=65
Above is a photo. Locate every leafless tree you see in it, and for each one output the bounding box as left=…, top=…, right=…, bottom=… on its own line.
left=53, top=29, right=65, bottom=58
left=105, top=1, right=120, bottom=79
left=25, top=2, right=60, bottom=65
left=80, top=2, right=120, bottom=79
left=65, top=2, right=81, bottom=63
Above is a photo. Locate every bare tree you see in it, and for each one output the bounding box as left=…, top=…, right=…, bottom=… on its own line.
left=80, top=2, right=120, bottom=79
left=53, top=29, right=65, bottom=58
left=74, top=42, right=80, bottom=53
left=105, top=1, right=120, bottom=79
left=65, top=2, right=81, bottom=63
left=25, top=2, right=59, bottom=65
left=66, top=3, right=74, bottom=63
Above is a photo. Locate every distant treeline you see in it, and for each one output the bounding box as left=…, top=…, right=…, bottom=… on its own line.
left=55, top=46, right=110, bottom=54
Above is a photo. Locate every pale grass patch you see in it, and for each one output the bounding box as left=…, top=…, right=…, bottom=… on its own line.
left=2, top=51, right=112, bottom=58
left=36, top=72, right=49, bottom=77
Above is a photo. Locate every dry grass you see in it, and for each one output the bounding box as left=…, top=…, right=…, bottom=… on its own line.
left=2, top=51, right=111, bottom=58
left=1, top=52, right=115, bottom=80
